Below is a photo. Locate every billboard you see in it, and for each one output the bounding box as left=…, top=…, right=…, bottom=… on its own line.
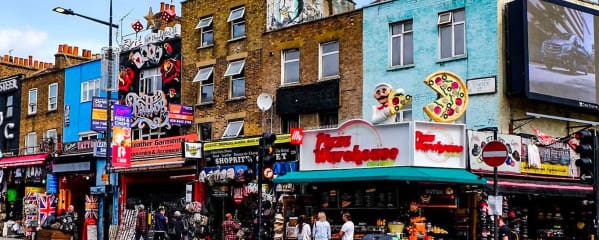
left=507, top=0, right=599, bottom=110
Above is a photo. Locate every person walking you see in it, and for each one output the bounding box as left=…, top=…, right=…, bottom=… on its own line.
left=222, top=213, right=239, bottom=240
left=154, top=207, right=168, bottom=240
left=134, top=204, right=148, bottom=240
left=498, top=216, right=517, bottom=240
left=313, top=212, right=331, bottom=240
left=297, top=215, right=311, bottom=240
left=339, top=212, right=354, bottom=240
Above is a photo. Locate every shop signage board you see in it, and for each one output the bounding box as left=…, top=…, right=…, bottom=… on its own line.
left=62, top=139, right=99, bottom=155
left=168, top=104, right=193, bottom=126
left=184, top=142, right=203, bottom=159
left=90, top=97, right=119, bottom=132
left=203, top=134, right=295, bottom=166
left=111, top=105, right=132, bottom=168
left=299, top=119, right=411, bottom=171
left=411, top=121, right=466, bottom=169
left=131, top=133, right=198, bottom=159
left=520, top=137, right=571, bottom=177
left=468, top=131, right=522, bottom=173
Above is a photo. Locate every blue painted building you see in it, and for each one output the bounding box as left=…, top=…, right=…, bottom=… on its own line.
left=362, top=0, right=499, bottom=130
left=63, top=59, right=118, bottom=240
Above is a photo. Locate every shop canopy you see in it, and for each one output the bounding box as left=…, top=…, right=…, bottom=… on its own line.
left=273, top=166, right=486, bottom=185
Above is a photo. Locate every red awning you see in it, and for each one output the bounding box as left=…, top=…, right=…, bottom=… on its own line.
left=0, top=153, right=49, bottom=168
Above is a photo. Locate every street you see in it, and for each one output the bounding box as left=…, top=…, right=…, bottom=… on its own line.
left=528, top=62, right=598, bottom=104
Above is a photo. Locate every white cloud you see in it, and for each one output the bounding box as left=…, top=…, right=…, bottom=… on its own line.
left=0, top=28, right=49, bottom=61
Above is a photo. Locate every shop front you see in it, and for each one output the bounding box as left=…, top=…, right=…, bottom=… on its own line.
left=468, top=130, right=593, bottom=240
left=274, top=120, right=485, bottom=240
left=200, top=134, right=297, bottom=240
left=113, top=133, right=198, bottom=239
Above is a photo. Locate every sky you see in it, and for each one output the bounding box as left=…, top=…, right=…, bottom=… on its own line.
left=1, top=0, right=371, bottom=63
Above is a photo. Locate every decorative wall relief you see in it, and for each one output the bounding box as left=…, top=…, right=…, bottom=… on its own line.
left=125, top=91, right=170, bottom=130
left=266, top=0, right=354, bottom=31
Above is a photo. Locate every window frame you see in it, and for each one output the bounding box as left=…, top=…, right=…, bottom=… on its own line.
left=222, top=120, right=244, bottom=139
left=438, top=9, right=466, bottom=60
left=319, top=41, right=340, bottom=79
left=319, top=110, right=339, bottom=128
left=25, top=132, right=37, bottom=154
left=6, top=95, right=13, bottom=118
left=282, top=49, right=300, bottom=84
left=48, top=83, right=58, bottom=111
left=139, top=67, right=163, bottom=95
left=198, top=122, right=212, bottom=141
left=79, top=132, right=99, bottom=141
left=28, top=88, right=38, bottom=115
left=224, top=59, right=246, bottom=77
left=196, top=16, right=214, bottom=47
left=194, top=66, right=215, bottom=103
left=81, top=79, right=100, bottom=102
left=389, top=20, right=414, bottom=67
left=230, top=71, right=245, bottom=98
left=281, top=114, right=300, bottom=134
left=228, top=6, right=246, bottom=39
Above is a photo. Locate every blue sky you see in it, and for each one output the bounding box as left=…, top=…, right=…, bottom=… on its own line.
left=0, top=0, right=371, bottom=63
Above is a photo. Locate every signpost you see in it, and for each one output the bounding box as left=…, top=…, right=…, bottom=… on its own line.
left=482, top=140, right=507, bottom=240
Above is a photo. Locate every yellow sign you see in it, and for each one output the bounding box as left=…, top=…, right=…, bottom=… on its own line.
left=423, top=71, right=469, bottom=123
left=204, top=134, right=291, bottom=151
left=520, top=163, right=569, bottom=177
left=25, top=186, right=45, bottom=195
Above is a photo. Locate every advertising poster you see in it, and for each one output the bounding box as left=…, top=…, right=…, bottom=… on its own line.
left=468, top=130, right=522, bottom=173
left=111, top=105, right=132, bottom=168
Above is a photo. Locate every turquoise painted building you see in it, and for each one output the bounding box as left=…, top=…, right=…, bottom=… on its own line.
left=362, top=0, right=499, bottom=129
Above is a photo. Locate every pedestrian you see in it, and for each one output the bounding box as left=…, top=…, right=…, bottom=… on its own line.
left=498, top=215, right=517, bottom=240
left=313, top=212, right=331, bottom=240
left=297, top=214, right=312, bottom=240
left=170, top=211, right=186, bottom=240
left=222, top=213, right=239, bottom=240
left=339, top=212, right=354, bottom=240
left=154, top=207, right=168, bottom=240
left=60, top=205, right=79, bottom=240
left=134, top=204, right=147, bottom=240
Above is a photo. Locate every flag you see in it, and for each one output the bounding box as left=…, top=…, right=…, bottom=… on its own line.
left=38, top=194, right=57, bottom=225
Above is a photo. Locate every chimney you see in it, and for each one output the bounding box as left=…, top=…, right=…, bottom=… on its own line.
left=170, top=5, right=175, bottom=13
left=34, top=60, right=39, bottom=69
left=24, top=59, right=29, bottom=66
left=18, top=58, right=24, bottom=66
left=28, top=56, right=33, bottom=66
left=3, top=55, right=8, bottom=62
left=67, top=45, right=73, bottom=55
left=161, top=2, right=165, bottom=12
left=73, top=46, right=79, bottom=56
left=58, top=44, right=63, bottom=53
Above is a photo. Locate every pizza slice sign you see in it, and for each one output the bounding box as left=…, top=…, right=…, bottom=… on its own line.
left=423, top=71, right=468, bottom=123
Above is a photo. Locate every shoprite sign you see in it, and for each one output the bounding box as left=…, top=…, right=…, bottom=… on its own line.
left=204, top=134, right=296, bottom=166
left=300, top=120, right=467, bottom=170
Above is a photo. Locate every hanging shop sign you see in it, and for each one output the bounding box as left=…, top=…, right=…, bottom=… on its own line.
left=169, top=104, right=193, bottom=126
left=520, top=137, right=572, bottom=177
left=90, top=97, right=119, bottom=132
left=93, top=141, right=107, bottom=158
left=290, top=128, right=303, bottom=145
left=111, top=105, right=132, bottom=168
left=204, top=134, right=294, bottom=166
left=468, top=130, right=522, bottom=173
left=184, top=142, right=202, bottom=159
left=299, top=119, right=411, bottom=171
left=131, top=133, right=198, bottom=159
left=412, top=121, right=466, bottom=169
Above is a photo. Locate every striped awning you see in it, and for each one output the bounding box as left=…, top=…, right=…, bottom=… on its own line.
left=0, top=153, right=48, bottom=168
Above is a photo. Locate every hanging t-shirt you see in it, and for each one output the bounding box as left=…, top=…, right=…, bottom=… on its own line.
left=6, top=188, right=17, bottom=202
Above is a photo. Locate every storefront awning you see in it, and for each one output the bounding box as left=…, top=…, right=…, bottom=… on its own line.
left=0, top=153, right=48, bottom=168
left=273, top=167, right=486, bottom=185
left=112, top=157, right=186, bottom=173
left=486, top=178, right=593, bottom=197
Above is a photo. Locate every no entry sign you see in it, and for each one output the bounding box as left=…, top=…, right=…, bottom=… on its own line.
left=481, top=141, right=508, bottom=167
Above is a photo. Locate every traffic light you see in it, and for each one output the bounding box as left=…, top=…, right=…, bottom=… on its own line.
left=575, top=129, right=595, bottom=183
left=259, top=133, right=277, bottom=180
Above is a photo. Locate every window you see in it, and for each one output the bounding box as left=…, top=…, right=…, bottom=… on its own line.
left=196, top=16, right=214, bottom=47
left=48, top=83, right=58, bottom=111
left=193, top=66, right=214, bottom=103
left=319, top=111, right=338, bottom=128
left=79, top=132, right=99, bottom=141
left=224, top=60, right=246, bottom=98
left=390, top=20, right=414, bottom=66
left=81, top=79, right=100, bottom=102
left=222, top=120, right=244, bottom=139
left=25, top=132, right=37, bottom=154
left=6, top=95, right=13, bottom=118
left=140, top=67, right=163, bottom=94
left=228, top=6, right=246, bottom=39
left=395, top=103, right=413, bottom=122
left=282, top=49, right=300, bottom=84
left=198, top=122, right=212, bottom=141
left=320, top=41, right=339, bottom=78
left=45, top=129, right=58, bottom=151
left=281, top=114, right=299, bottom=134
left=439, top=9, right=465, bottom=59
left=28, top=88, right=37, bottom=114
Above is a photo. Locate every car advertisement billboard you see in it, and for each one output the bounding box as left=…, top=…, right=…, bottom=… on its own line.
left=507, top=0, right=599, bottom=111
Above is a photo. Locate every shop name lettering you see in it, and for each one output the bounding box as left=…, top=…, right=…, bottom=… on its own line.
left=120, top=24, right=181, bottom=51
left=0, top=79, right=18, bottom=93
left=415, top=131, right=463, bottom=155
left=313, top=133, right=399, bottom=165
left=0, top=112, right=15, bottom=140
left=126, top=91, right=170, bottom=130
left=132, top=136, right=186, bottom=147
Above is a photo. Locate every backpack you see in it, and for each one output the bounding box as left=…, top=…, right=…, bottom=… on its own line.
left=509, top=230, right=519, bottom=240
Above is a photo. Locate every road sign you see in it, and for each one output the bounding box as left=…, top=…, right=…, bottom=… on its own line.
left=481, top=141, right=508, bottom=167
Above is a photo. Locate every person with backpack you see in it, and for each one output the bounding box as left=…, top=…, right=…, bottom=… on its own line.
left=498, top=216, right=518, bottom=240
left=297, top=214, right=312, bottom=240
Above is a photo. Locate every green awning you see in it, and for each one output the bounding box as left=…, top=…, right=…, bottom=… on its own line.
left=273, top=167, right=486, bottom=185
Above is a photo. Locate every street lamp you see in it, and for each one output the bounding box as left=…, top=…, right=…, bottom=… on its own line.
left=53, top=2, right=118, bottom=240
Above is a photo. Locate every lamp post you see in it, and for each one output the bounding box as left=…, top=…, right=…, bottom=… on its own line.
left=53, top=2, right=118, bottom=240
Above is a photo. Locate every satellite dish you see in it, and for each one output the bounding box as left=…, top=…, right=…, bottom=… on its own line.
left=257, top=93, right=273, bottom=111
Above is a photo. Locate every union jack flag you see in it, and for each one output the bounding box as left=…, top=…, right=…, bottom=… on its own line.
left=38, top=194, right=56, bottom=225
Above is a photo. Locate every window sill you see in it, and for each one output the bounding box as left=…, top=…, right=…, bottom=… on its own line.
left=226, top=96, right=246, bottom=102
left=281, top=82, right=301, bottom=87
left=437, top=55, right=467, bottom=64
left=47, top=109, right=58, bottom=114
left=318, top=75, right=341, bottom=81
left=195, top=101, right=214, bottom=107
left=387, top=64, right=415, bottom=71
left=27, top=113, right=37, bottom=117
left=228, top=36, right=246, bottom=43
left=197, top=44, right=214, bottom=50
